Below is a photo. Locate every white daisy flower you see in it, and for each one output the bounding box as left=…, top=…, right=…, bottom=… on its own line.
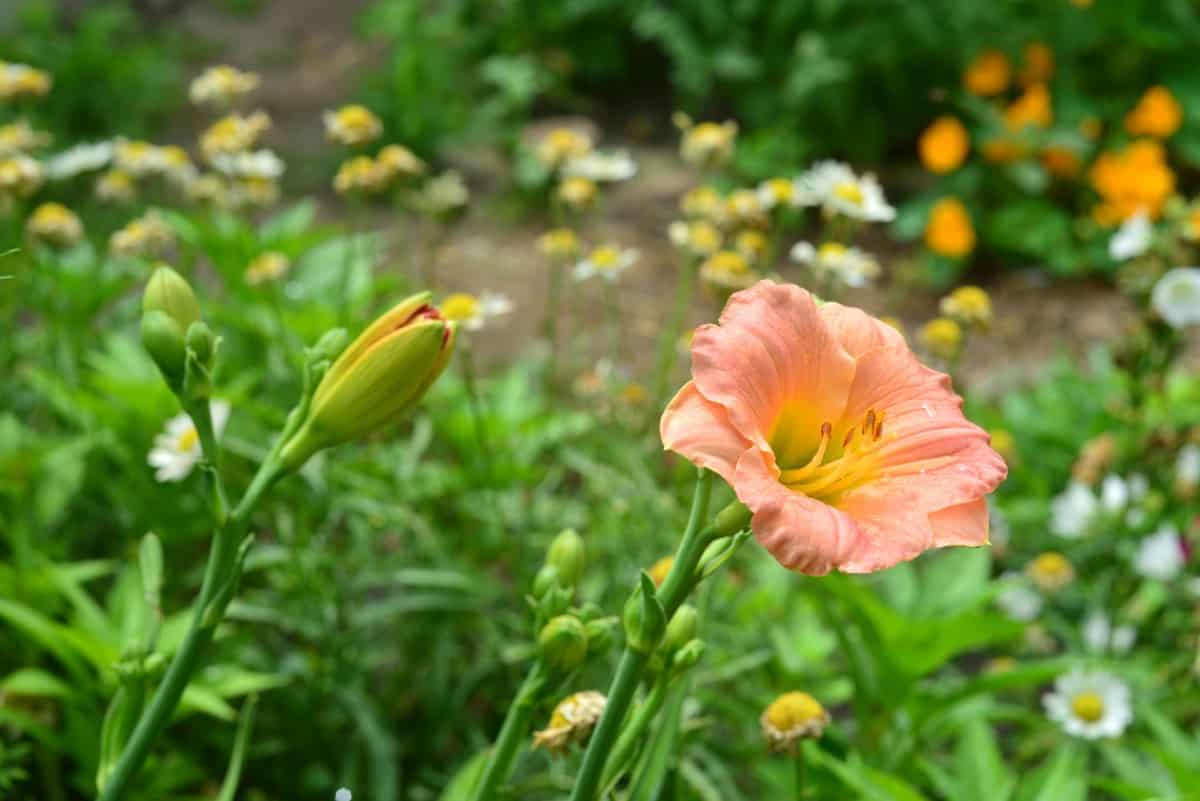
left=1151, top=268, right=1200, bottom=329
left=209, top=148, right=285, bottom=180
left=1132, top=524, right=1185, bottom=581
left=562, top=149, right=637, bottom=182
left=1050, top=481, right=1099, bottom=539
left=334, top=790, right=352, bottom=801
left=1175, top=444, right=1200, bottom=489
left=796, top=160, right=895, bottom=222
left=44, top=141, right=115, bottom=180
left=1108, top=209, right=1151, bottom=261
left=995, top=574, right=1043, bottom=621
left=573, top=245, right=638, bottom=283
left=439, top=291, right=513, bottom=331
left=1043, top=670, right=1132, bottom=740
left=790, top=241, right=882, bottom=288
left=1082, top=612, right=1136, bottom=655
left=1099, top=474, right=1130, bottom=513
left=147, top=401, right=231, bottom=483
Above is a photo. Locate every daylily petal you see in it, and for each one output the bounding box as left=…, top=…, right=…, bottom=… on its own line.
left=660, top=382, right=748, bottom=484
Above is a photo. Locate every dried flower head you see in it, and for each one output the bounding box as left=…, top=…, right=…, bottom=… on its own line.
left=532, top=691, right=607, bottom=754
left=761, top=692, right=830, bottom=753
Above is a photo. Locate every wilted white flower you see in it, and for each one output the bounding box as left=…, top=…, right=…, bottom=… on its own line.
left=1043, top=670, right=1132, bottom=740
left=147, top=401, right=231, bottom=483
left=1050, top=481, right=1098, bottom=539
left=796, top=160, right=895, bottom=222
left=790, top=241, right=882, bottom=288
left=995, top=574, right=1043, bottom=621
left=574, top=245, right=638, bottom=283
left=44, top=141, right=114, bottom=180
left=1082, top=612, right=1136, bottom=655
left=1108, top=208, right=1151, bottom=261
left=210, top=148, right=285, bottom=180
left=563, top=149, right=636, bottom=182
left=1133, top=524, right=1185, bottom=581
left=1151, top=268, right=1200, bottom=329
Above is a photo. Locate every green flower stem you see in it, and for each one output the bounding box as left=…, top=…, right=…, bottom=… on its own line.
left=650, top=255, right=698, bottom=414
left=468, top=662, right=549, bottom=801
left=598, top=671, right=670, bottom=792
left=794, top=742, right=808, bottom=801
left=98, top=446, right=284, bottom=801
left=567, top=471, right=737, bottom=801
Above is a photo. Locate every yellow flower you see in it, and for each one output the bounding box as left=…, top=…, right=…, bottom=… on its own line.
left=1089, top=140, right=1175, bottom=225
left=724, top=189, right=764, bottom=226
left=201, top=111, right=271, bottom=159
left=324, top=104, right=383, bottom=147
left=918, top=116, right=970, bottom=174
left=532, top=691, right=607, bottom=754
left=538, top=227, right=580, bottom=260
left=919, top=317, right=963, bottom=360
left=0, top=154, right=42, bottom=197
left=667, top=219, right=722, bottom=257
left=26, top=202, right=83, bottom=248
left=989, top=428, right=1016, bottom=463
left=1124, top=86, right=1183, bottom=138
left=647, top=556, right=674, bottom=587
left=537, top=127, right=592, bottom=168
left=439, top=292, right=515, bottom=332
left=375, top=144, right=425, bottom=178
left=964, top=49, right=1011, bottom=96
left=1020, top=43, right=1054, bottom=87
left=758, top=177, right=796, bottom=209
left=557, top=175, right=596, bottom=210
left=700, top=250, right=757, bottom=292
left=110, top=212, right=175, bottom=260
left=334, top=155, right=386, bottom=195
left=680, top=185, right=722, bottom=219
left=1005, top=83, right=1052, bottom=131
left=761, top=692, right=830, bottom=753
left=189, top=65, right=260, bottom=107
left=734, top=229, right=768, bottom=263
left=940, top=285, right=992, bottom=328
left=1026, top=551, right=1075, bottom=592
left=679, top=119, right=738, bottom=168
left=0, top=61, right=52, bottom=100
left=0, top=119, right=50, bottom=158
left=925, top=198, right=975, bottom=258
left=1041, top=146, right=1080, bottom=178
left=95, top=169, right=136, bottom=203
left=245, top=251, right=290, bottom=286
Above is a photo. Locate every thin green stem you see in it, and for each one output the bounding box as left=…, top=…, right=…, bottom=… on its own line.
left=794, top=742, right=807, bottom=801
left=599, top=672, right=669, bottom=792
left=467, top=662, right=548, bottom=801
left=567, top=471, right=720, bottom=801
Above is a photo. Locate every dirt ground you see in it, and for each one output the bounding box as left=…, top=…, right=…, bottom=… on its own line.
left=175, top=1, right=1137, bottom=398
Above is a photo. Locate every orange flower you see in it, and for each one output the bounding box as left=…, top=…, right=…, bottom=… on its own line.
left=1005, top=84, right=1052, bottom=131
left=660, top=281, right=1005, bottom=575
left=1020, top=43, right=1054, bottom=86
left=1041, top=146, right=1080, bottom=178
left=925, top=198, right=975, bottom=258
left=964, top=50, right=1011, bottom=96
left=1088, top=139, right=1176, bottom=224
left=919, top=116, right=970, bottom=174
left=1125, top=86, right=1183, bottom=138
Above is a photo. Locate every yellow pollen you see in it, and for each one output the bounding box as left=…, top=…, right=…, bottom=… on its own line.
left=777, top=408, right=891, bottom=502
left=177, top=427, right=199, bottom=452
left=833, top=182, right=863, bottom=205
left=1071, top=691, right=1104, bottom=723
left=818, top=242, right=848, bottom=259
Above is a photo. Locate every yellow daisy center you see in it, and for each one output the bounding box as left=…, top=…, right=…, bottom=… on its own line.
left=439, top=293, right=480, bottom=322
left=177, top=426, right=199, bottom=452
left=818, top=242, right=848, bottom=260
left=833, top=181, right=863, bottom=205
left=1071, top=691, right=1105, bottom=723
left=590, top=246, right=619, bottom=269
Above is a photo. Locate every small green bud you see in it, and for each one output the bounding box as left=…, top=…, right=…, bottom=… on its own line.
left=141, top=310, right=187, bottom=386
left=671, top=639, right=705, bottom=672
left=537, top=615, right=588, bottom=673
left=536, top=581, right=573, bottom=619
left=663, top=605, right=698, bottom=654
left=713, top=500, right=752, bottom=537
left=308, top=327, right=351, bottom=368
left=185, top=320, right=215, bottom=365
left=546, top=529, right=585, bottom=588
left=143, top=266, right=200, bottom=331
left=278, top=293, right=455, bottom=471
left=583, top=616, right=619, bottom=658
left=622, top=573, right=667, bottom=655
left=532, top=564, right=561, bottom=599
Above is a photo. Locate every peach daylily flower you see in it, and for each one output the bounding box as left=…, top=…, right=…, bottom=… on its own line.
left=660, top=281, right=1006, bottom=575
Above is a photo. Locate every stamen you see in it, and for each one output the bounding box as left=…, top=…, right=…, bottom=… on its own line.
left=780, top=408, right=890, bottom=502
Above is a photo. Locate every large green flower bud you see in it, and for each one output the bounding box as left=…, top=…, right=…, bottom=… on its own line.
left=141, top=266, right=200, bottom=387
left=278, top=293, right=455, bottom=470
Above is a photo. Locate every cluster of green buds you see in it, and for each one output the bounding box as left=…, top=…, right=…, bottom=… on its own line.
left=529, top=530, right=617, bottom=674
left=141, top=266, right=217, bottom=402
left=650, top=603, right=704, bottom=678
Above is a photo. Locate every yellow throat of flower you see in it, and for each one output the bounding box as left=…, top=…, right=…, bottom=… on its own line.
left=774, top=408, right=893, bottom=503
left=1071, top=691, right=1104, bottom=723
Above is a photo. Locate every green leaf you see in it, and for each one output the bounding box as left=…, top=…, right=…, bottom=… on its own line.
left=1015, top=745, right=1086, bottom=801
left=1, top=668, right=74, bottom=698
left=436, top=750, right=489, bottom=801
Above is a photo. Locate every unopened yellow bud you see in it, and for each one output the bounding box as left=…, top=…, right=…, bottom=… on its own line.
left=278, top=293, right=455, bottom=470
